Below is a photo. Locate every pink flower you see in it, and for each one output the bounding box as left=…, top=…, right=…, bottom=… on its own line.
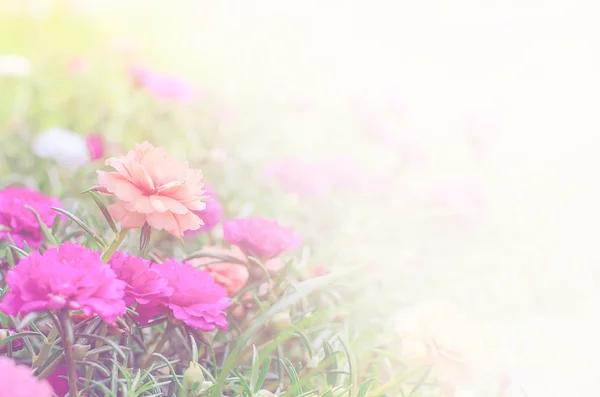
left=45, top=366, right=69, bottom=397
left=223, top=217, right=302, bottom=261
left=0, top=357, right=53, bottom=397
left=108, top=251, right=173, bottom=306
left=0, top=186, right=62, bottom=249
left=129, top=65, right=196, bottom=102
left=263, top=159, right=329, bottom=198
left=395, top=301, right=484, bottom=386
left=263, top=156, right=366, bottom=198
left=96, top=142, right=206, bottom=238
left=67, top=57, right=87, bottom=74
left=189, top=246, right=250, bottom=296
left=136, top=259, right=230, bottom=331
left=45, top=366, right=87, bottom=397
left=86, top=134, right=105, bottom=160
left=184, top=186, right=222, bottom=236
left=0, top=243, right=126, bottom=323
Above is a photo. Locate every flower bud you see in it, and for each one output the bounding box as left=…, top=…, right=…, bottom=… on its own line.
left=182, top=361, right=205, bottom=392
left=268, top=312, right=291, bottom=332
left=255, top=390, right=276, bottom=397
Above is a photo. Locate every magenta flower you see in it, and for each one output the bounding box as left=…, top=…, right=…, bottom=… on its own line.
left=86, top=134, right=105, bottom=160
left=0, top=357, right=53, bottom=397
left=0, top=243, right=126, bottom=323
left=222, top=217, right=302, bottom=261
left=0, top=186, right=62, bottom=249
left=108, top=251, right=173, bottom=306
left=45, top=366, right=69, bottom=397
left=136, top=259, right=230, bottom=331
left=184, top=186, right=222, bottom=236
left=129, top=65, right=195, bottom=102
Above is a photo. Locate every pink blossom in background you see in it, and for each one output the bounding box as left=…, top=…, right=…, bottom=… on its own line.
left=352, top=99, right=428, bottom=169
left=464, top=112, right=502, bottom=160
left=108, top=251, right=173, bottom=306
left=86, top=134, right=105, bottom=160
left=135, top=259, right=230, bottom=331
left=189, top=246, right=250, bottom=296
left=263, top=156, right=365, bottom=198
left=425, top=178, right=485, bottom=228
left=223, top=217, right=302, bottom=261
left=129, top=65, right=196, bottom=102
left=0, top=186, right=62, bottom=249
left=0, top=357, right=53, bottom=397
left=263, top=159, right=330, bottom=198
left=96, top=142, right=206, bottom=238
left=184, top=186, right=222, bottom=236
left=312, top=265, right=328, bottom=277
left=67, top=57, right=87, bottom=74
left=395, top=301, right=484, bottom=386
left=0, top=243, right=126, bottom=323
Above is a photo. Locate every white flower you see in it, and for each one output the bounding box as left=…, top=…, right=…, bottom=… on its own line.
left=32, top=128, right=91, bottom=168
left=0, top=55, right=31, bottom=76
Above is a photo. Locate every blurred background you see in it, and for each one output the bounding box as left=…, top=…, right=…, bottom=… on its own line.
left=2, top=1, right=600, bottom=396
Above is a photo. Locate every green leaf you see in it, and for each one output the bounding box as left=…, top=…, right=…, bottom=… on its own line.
left=291, top=325, right=313, bottom=359
left=8, top=245, right=28, bottom=258
left=250, top=345, right=259, bottom=392
left=357, top=378, right=378, bottom=397
left=87, top=191, right=118, bottom=233
left=24, top=205, right=59, bottom=246
left=51, top=207, right=106, bottom=248
left=73, top=333, right=127, bottom=360
left=280, top=357, right=303, bottom=394
left=189, top=333, right=199, bottom=363
left=337, top=335, right=357, bottom=397
left=51, top=214, right=61, bottom=235
left=253, top=357, right=271, bottom=393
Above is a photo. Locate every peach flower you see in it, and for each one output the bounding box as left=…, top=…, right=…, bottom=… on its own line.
left=96, top=142, right=206, bottom=237
left=395, top=301, right=484, bottom=386
left=189, top=247, right=249, bottom=296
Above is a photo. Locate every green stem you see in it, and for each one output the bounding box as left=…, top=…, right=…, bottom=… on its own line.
left=84, top=323, right=107, bottom=386
left=57, top=311, right=79, bottom=397
left=32, top=325, right=59, bottom=369
left=101, top=228, right=130, bottom=263
left=366, top=368, right=420, bottom=397
left=143, top=322, right=174, bottom=368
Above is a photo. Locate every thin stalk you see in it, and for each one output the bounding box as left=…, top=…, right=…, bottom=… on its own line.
left=57, top=311, right=78, bottom=397
left=142, top=322, right=174, bottom=368
left=101, top=228, right=130, bottom=263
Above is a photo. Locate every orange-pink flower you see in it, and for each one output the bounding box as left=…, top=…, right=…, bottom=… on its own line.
left=395, top=301, right=484, bottom=386
left=189, top=247, right=249, bottom=296
left=96, top=142, right=206, bottom=237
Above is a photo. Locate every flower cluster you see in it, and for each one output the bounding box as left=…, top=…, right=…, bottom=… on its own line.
left=0, top=186, right=62, bottom=249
